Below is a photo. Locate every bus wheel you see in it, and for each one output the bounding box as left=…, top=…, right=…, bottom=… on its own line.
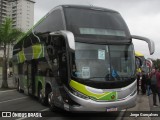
left=48, top=92, right=57, bottom=111
left=38, top=89, right=47, bottom=105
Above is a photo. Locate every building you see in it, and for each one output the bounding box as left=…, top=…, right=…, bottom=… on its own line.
left=0, top=0, right=7, bottom=24
left=0, top=0, right=35, bottom=32
left=0, top=0, right=35, bottom=58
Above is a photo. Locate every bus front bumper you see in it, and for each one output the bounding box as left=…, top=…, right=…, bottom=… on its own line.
left=65, top=91, right=137, bottom=112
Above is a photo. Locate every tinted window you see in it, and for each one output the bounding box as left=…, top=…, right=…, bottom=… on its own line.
left=23, top=63, right=27, bottom=75
left=18, top=63, right=23, bottom=74
left=34, top=9, right=64, bottom=33
left=24, top=36, right=32, bottom=48
left=13, top=65, right=18, bottom=74
left=64, top=8, right=130, bottom=39
left=36, top=59, right=54, bottom=77
left=13, top=40, right=23, bottom=55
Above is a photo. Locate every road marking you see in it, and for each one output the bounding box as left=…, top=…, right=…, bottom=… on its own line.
left=16, top=108, right=49, bottom=120
left=0, top=89, right=16, bottom=93
left=0, top=97, right=28, bottom=104
left=40, top=108, right=49, bottom=111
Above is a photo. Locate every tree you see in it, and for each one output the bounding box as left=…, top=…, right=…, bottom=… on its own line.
left=152, top=59, right=160, bottom=69
left=0, top=18, right=23, bottom=88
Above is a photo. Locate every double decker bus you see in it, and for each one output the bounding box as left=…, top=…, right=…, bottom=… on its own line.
left=12, top=5, right=155, bottom=112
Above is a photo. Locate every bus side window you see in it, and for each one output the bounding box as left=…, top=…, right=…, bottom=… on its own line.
left=23, top=63, right=27, bottom=75
left=52, top=58, right=59, bottom=71
left=37, top=69, right=43, bottom=76
left=13, top=65, right=18, bottom=74
left=37, top=59, right=52, bottom=77
left=18, top=63, right=23, bottom=74
left=46, top=36, right=57, bottom=63
left=46, top=68, right=54, bottom=77
left=37, top=61, right=45, bottom=76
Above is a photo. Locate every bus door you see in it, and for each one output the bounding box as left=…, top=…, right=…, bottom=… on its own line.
left=54, top=36, right=68, bottom=85
left=27, top=60, right=36, bottom=95
left=47, top=35, right=68, bottom=85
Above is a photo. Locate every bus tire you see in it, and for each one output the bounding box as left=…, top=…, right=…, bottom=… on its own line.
left=48, top=92, right=58, bottom=112
left=38, top=88, right=47, bottom=105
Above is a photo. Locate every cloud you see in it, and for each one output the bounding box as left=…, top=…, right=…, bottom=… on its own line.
left=34, top=8, right=46, bottom=24
left=34, top=0, right=89, bottom=23
left=127, top=13, right=160, bottom=59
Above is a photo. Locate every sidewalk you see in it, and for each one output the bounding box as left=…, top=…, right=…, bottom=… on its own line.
left=123, top=94, right=151, bottom=120
left=0, top=76, right=16, bottom=90
left=148, top=94, right=160, bottom=120
left=123, top=92, right=160, bottom=120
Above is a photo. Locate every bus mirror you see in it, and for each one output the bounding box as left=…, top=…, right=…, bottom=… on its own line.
left=50, top=30, right=75, bottom=50
left=131, top=35, right=155, bottom=55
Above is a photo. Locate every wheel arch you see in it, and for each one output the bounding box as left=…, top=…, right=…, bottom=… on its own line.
left=45, top=82, right=52, bottom=97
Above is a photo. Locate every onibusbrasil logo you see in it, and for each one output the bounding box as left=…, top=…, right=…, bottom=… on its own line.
left=1, top=112, right=42, bottom=118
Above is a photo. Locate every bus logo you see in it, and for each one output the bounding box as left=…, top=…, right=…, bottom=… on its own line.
left=111, top=95, right=115, bottom=99
left=2, top=112, right=11, bottom=117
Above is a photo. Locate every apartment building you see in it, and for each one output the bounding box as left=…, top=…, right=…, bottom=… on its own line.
left=0, top=0, right=35, bottom=32
left=0, top=0, right=35, bottom=58
left=0, top=0, right=7, bottom=23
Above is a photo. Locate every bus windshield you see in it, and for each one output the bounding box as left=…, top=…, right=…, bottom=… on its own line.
left=71, top=42, right=135, bottom=80
left=64, top=7, right=130, bottom=39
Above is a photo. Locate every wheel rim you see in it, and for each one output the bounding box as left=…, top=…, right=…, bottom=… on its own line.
left=18, top=84, right=20, bottom=91
left=40, top=91, right=42, bottom=99
left=39, top=89, right=43, bottom=102
left=48, top=93, right=52, bottom=105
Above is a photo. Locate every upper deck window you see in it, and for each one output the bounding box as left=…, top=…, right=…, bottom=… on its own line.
left=79, top=28, right=126, bottom=37
left=64, top=7, right=130, bottom=39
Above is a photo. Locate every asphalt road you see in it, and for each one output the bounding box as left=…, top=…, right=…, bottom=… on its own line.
left=0, top=89, right=124, bottom=120
left=1, top=77, right=159, bottom=120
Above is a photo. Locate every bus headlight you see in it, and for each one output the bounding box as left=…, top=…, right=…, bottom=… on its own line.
left=72, top=90, right=89, bottom=100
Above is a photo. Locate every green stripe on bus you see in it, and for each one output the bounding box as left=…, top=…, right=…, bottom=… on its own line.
left=18, top=50, right=26, bottom=63
left=69, top=80, right=117, bottom=101
left=32, top=44, right=43, bottom=59
left=39, top=45, right=44, bottom=58
left=35, top=76, right=45, bottom=96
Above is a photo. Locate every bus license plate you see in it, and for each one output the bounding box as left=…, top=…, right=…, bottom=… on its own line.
left=107, top=107, right=117, bottom=112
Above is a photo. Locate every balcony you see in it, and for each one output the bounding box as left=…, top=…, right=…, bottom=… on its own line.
left=2, top=7, right=6, bottom=11
left=2, top=3, right=7, bottom=7
left=12, top=10, right=17, bottom=13
left=2, top=10, right=7, bottom=14
left=12, top=6, right=17, bottom=10
left=12, top=22, right=16, bottom=26
left=12, top=15, right=17, bottom=19
left=12, top=18, right=16, bottom=22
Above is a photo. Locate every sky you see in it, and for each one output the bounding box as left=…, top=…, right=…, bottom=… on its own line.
left=34, top=0, right=160, bottom=59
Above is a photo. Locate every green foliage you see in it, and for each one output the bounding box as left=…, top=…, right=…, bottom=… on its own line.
left=0, top=17, right=24, bottom=88
left=152, top=59, right=160, bottom=69
left=0, top=18, right=24, bottom=45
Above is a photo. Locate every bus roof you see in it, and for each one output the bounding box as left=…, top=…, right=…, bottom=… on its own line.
left=14, top=5, right=120, bottom=47
left=60, top=5, right=119, bottom=13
